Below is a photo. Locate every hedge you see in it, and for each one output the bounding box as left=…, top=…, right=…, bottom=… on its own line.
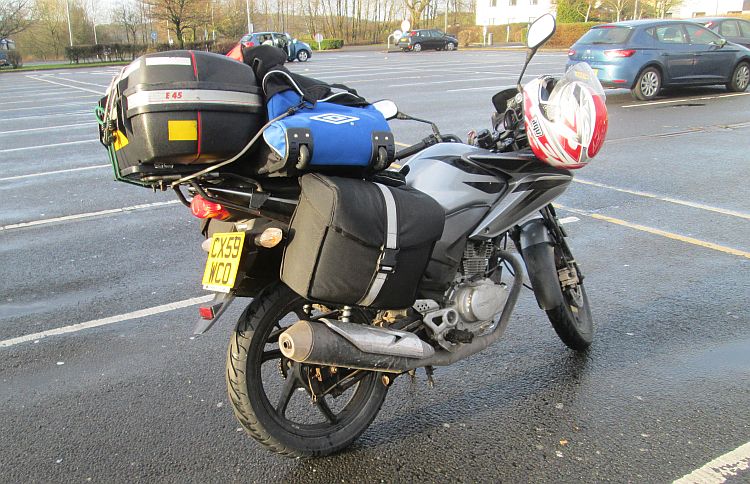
left=299, top=38, right=344, bottom=50
left=546, top=22, right=603, bottom=48
left=65, top=44, right=148, bottom=63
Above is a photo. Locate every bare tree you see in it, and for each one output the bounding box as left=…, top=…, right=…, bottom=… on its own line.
left=601, top=0, right=633, bottom=21
left=404, top=0, right=432, bottom=28
left=0, top=0, right=34, bottom=39
left=142, top=0, right=209, bottom=48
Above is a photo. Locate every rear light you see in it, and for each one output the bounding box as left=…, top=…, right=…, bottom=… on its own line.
left=408, top=31, right=416, bottom=36
left=613, top=79, right=627, bottom=83
left=190, top=195, right=230, bottom=220
left=705, top=21, right=714, bottom=28
left=604, top=49, right=636, bottom=58
left=568, top=49, right=576, bottom=56
left=242, top=41, right=254, bottom=47
left=599, top=25, right=616, bottom=29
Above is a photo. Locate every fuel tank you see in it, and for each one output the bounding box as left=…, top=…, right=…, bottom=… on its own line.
left=405, top=143, right=504, bottom=298
left=404, top=142, right=573, bottom=299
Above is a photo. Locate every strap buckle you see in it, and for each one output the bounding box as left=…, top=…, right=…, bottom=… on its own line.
left=377, top=248, right=399, bottom=273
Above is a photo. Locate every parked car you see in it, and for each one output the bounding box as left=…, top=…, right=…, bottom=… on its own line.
left=690, top=17, right=750, bottom=48
left=240, top=32, right=312, bottom=62
left=397, top=29, right=458, bottom=52
left=566, top=19, right=750, bottom=100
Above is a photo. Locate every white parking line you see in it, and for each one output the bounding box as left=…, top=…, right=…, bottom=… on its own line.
left=0, top=164, right=109, bottom=182
left=26, top=75, right=105, bottom=95
left=622, top=92, right=750, bottom=108
left=389, top=75, right=516, bottom=88
left=48, top=76, right=110, bottom=88
left=573, top=178, right=750, bottom=220
left=0, top=111, right=92, bottom=122
left=2, top=101, right=97, bottom=112
left=0, top=295, right=214, bottom=349
left=0, top=139, right=98, bottom=153
left=0, top=122, right=92, bottom=135
left=674, top=441, right=750, bottom=483
left=0, top=200, right=181, bottom=232
left=2, top=94, right=99, bottom=105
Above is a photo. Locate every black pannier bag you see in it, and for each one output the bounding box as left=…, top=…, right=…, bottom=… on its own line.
left=280, top=174, right=445, bottom=309
left=97, top=50, right=263, bottom=185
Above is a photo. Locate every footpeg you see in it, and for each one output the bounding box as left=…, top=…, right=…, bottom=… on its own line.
left=444, top=328, right=474, bottom=344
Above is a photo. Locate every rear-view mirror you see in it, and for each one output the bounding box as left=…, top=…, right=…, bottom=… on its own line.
left=372, top=100, right=399, bottom=120
left=527, top=14, right=556, bottom=50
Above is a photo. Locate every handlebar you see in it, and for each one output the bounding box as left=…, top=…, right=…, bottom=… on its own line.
left=394, top=134, right=462, bottom=160
left=395, top=135, right=438, bottom=160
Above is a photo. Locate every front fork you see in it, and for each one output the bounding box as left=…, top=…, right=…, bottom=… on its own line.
left=512, top=204, right=583, bottom=310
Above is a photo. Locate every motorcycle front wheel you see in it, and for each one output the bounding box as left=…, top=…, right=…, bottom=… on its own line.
left=522, top=239, right=594, bottom=351
left=226, top=283, right=389, bottom=457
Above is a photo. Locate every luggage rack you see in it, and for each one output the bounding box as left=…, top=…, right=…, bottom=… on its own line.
left=172, top=172, right=296, bottom=223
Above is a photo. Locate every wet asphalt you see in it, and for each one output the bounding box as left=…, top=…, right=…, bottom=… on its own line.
left=0, top=49, right=749, bottom=482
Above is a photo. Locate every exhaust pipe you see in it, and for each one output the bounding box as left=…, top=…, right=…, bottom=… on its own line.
left=279, top=319, right=434, bottom=373
left=279, top=249, right=524, bottom=373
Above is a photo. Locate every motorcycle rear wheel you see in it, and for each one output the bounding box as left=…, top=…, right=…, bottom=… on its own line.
left=226, top=283, right=389, bottom=457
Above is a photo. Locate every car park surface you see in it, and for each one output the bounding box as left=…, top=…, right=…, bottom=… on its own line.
left=567, top=19, right=750, bottom=100
left=1, top=49, right=749, bottom=481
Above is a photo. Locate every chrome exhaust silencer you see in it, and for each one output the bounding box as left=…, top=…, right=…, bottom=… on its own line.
left=279, top=319, right=434, bottom=373
left=278, top=249, right=525, bottom=374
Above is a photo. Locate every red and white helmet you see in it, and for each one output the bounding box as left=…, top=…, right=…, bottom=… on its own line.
left=523, top=63, right=608, bottom=169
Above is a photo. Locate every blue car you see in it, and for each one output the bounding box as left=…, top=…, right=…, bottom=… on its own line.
left=566, top=19, right=750, bottom=100
left=240, top=32, right=312, bottom=62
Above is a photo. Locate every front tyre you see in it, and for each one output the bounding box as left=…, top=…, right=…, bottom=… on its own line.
left=522, top=239, right=593, bottom=351
left=632, top=67, right=661, bottom=101
left=727, top=61, right=750, bottom=92
left=226, top=283, right=389, bottom=457
left=446, top=42, right=456, bottom=51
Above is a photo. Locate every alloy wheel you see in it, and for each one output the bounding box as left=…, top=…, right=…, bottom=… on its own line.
left=640, top=71, right=659, bottom=98
left=736, top=64, right=750, bottom=91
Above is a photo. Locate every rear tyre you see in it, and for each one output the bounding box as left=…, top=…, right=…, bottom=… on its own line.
left=226, top=283, right=389, bottom=457
left=413, top=43, right=422, bottom=52
left=727, top=62, right=750, bottom=92
left=632, top=67, right=661, bottom=101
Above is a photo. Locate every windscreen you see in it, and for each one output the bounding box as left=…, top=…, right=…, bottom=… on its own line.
left=577, top=26, right=631, bottom=44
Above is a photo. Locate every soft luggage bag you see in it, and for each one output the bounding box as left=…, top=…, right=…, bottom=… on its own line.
left=280, top=174, right=445, bottom=309
left=98, top=50, right=264, bottom=185
left=258, top=89, right=395, bottom=177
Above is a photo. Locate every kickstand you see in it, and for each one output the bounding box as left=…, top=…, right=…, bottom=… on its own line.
left=425, top=366, right=435, bottom=388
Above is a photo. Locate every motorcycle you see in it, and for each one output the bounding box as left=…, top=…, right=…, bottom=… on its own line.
left=175, top=14, right=606, bottom=457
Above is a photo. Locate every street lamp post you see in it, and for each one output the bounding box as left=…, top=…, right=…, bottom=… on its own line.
left=65, top=0, right=73, bottom=46
left=245, top=0, right=253, bottom=34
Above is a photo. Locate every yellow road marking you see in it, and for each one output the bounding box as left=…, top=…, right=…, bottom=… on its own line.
left=555, top=205, right=750, bottom=260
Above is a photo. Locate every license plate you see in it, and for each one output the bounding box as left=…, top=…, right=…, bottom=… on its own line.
left=202, top=232, right=245, bottom=293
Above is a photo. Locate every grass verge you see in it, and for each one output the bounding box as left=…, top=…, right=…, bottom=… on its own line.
left=0, top=60, right=130, bottom=73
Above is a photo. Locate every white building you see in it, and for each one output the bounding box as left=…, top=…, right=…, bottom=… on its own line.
left=476, top=0, right=556, bottom=26
left=670, top=0, right=749, bottom=18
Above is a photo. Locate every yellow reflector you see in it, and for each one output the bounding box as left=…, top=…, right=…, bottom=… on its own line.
left=113, top=130, right=129, bottom=151
left=255, top=228, right=283, bottom=248
left=168, top=120, right=198, bottom=141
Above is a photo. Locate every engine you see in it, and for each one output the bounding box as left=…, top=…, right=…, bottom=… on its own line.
left=417, top=241, right=510, bottom=350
